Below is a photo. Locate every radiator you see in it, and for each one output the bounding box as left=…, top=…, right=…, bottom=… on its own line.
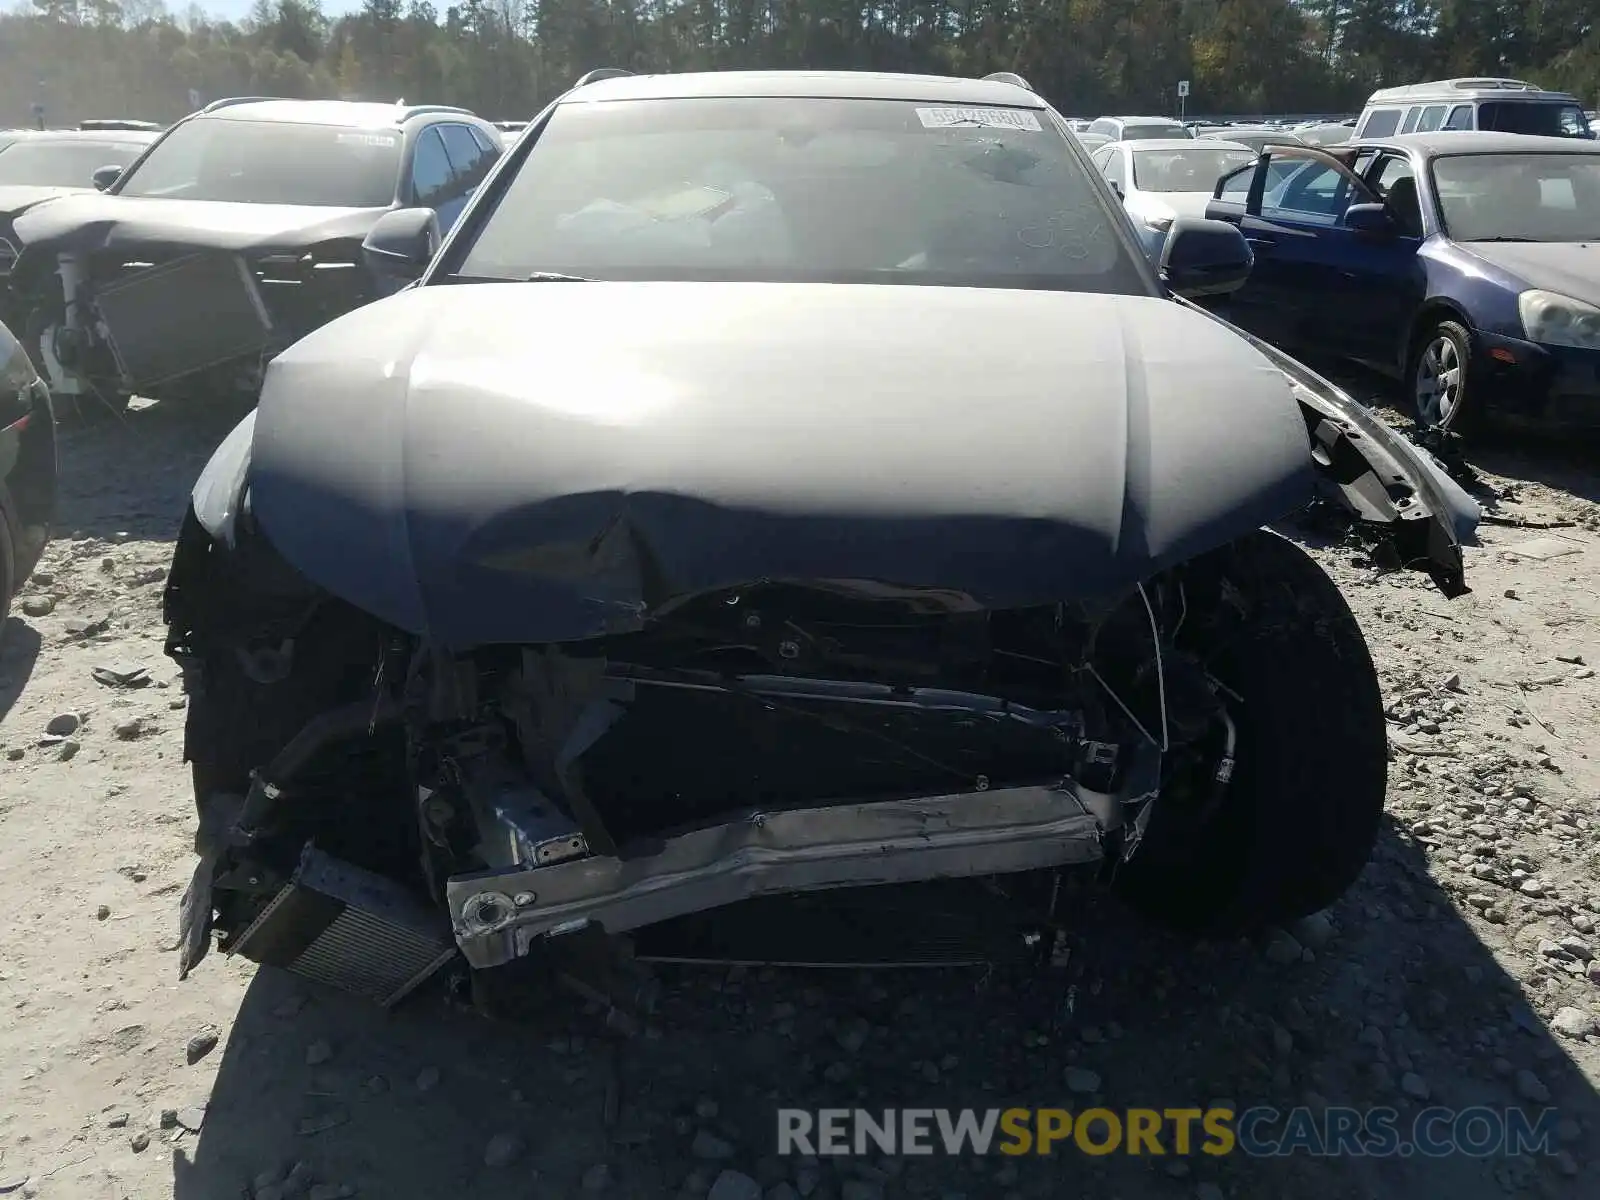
left=231, top=845, right=458, bottom=1008
left=93, top=251, right=273, bottom=388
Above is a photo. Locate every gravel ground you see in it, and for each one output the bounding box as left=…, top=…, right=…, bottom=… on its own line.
left=1, top=378, right=1598, bottom=1200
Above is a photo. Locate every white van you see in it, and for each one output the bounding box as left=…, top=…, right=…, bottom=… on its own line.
left=1354, top=78, right=1592, bottom=140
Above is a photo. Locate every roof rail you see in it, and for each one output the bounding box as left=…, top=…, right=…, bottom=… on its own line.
left=983, top=71, right=1035, bottom=93
left=200, top=96, right=289, bottom=113
left=573, top=68, right=634, bottom=88
left=1450, top=77, right=1536, bottom=91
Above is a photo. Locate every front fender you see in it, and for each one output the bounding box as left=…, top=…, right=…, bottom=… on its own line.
left=191, top=409, right=257, bottom=548
left=1184, top=299, right=1476, bottom=596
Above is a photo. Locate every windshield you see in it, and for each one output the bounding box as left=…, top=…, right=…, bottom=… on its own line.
left=455, top=96, right=1146, bottom=294
left=1134, top=146, right=1256, bottom=192
left=1431, top=152, right=1600, bottom=241
left=1478, top=101, right=1592, bottom=139
left=116, top=118, right=400, bottom=206
left=0, top=138, right=146, bottom=188
left=1121, top=123, right=1188, bottom=141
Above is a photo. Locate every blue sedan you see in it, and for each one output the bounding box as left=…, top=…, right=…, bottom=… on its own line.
left=1205, top=131, right=1600, bottom=435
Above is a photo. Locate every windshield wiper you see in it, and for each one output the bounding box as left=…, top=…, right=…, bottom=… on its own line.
left=1470, top=236, right=1540, bottom=243
left=525, top=271, right=595, bottom=282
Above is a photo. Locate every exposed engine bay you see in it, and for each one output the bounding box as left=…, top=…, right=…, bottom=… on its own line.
left=166, top=527, right=1246, bottom=1006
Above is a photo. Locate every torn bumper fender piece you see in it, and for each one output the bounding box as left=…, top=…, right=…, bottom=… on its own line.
left=1204, top=305, right=1478, bottom=597
left=446, top=781, right=1112, bottom=970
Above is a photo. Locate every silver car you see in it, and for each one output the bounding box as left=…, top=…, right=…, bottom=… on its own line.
left=1092, top=138, right=1259, bottom=256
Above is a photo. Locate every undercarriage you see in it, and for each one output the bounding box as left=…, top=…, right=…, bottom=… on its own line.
left=166, top=524, right=1253, bottom=1006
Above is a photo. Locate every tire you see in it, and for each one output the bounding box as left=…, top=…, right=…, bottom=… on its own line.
left=1112, top=532, right=1386, bottom=935
left=1410, top=319, right=1477, bottom=436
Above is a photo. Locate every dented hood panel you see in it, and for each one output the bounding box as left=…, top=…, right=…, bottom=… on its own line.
left=244, top=282, right=1321, bottom=646
left=12, top=194, right=389, bottom=254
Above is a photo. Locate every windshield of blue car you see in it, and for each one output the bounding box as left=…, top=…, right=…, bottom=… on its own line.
left=0, top=138, right=146, bottom=187
left=453, top=96, right=1147, bottom=294
left=1133, top=147, right=1256, bottom=192
left=1477, top=102, right=1592, bottom=139
left=115, top=118, right=401, bottom=206
left=1431, top=153, right=1600, bottom=242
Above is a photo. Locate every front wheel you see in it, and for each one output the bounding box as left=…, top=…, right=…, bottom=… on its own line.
left=1411, top=319, right=1476, bottom=436
left=1112, top=532, right=1386, bottom=935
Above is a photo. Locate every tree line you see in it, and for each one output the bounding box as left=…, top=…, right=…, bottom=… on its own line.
left=2, top=0, right=1596, bottom=130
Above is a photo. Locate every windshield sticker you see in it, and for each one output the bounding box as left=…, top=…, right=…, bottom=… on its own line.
left=916, top=107, right=1042, bottom=133
left=336, top=132, right=399, bottom=148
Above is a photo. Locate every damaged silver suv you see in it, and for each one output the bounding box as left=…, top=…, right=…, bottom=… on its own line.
left=164, top=69, right=1478, bottom=1008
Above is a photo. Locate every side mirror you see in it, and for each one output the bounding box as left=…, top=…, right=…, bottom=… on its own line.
left=1344, top=202, right=1395, bottom=234
left=92, top=164, right=123, bottom=191
left=361, top=207, right=440, bottom=282
left=1160, top=217, right=1253, bottom=298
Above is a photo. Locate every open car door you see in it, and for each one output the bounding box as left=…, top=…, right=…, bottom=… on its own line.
left=1205, top=143, right=1417, bottom=356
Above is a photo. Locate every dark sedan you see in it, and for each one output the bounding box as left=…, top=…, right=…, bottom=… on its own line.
left=1206, top=131, right=1600, bottom=434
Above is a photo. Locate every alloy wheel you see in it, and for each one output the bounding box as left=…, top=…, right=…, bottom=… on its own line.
left=1414, top=334, right=1462, bottom=429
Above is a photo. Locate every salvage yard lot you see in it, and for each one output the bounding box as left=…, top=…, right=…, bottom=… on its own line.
left=2, top=389, right=1599, bottom=1200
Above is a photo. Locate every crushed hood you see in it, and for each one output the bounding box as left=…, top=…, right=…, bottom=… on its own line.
left=244, top=282, right=1321, bottom=646
left=12, top=194, right=388, bottom=255
left=1464, top=241, right=1600, bottom=306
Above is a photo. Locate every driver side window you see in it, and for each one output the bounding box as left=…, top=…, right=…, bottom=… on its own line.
left=1262, top=161, right=1356, bottom=224
left=1217, top=161, right=1253, bottom=199
left=411, top=128, right=454, bottom=209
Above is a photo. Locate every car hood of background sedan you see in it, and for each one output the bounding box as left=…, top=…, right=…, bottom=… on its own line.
left=243, top=280, right=1321, bottom=646
left=1465, top=241, right=1600, bottom=308
left=1130, top=192, right=1216, bottom=220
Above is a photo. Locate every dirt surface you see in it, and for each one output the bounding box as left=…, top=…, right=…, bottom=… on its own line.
left=2, top=381, right=1599, bottom=1200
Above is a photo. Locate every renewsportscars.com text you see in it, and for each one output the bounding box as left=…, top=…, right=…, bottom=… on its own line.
left=777, top=1106, right=1561, bottom=1158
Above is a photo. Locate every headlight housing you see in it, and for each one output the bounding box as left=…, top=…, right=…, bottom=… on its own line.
left=1518, top=289, right=1600, bottom=351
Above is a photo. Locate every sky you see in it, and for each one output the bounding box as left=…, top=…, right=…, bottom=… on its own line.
left=196, top=0, right=364, bottom=20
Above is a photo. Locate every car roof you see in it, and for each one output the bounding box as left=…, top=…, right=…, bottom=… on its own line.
left=1353, top=131, right=1600, bottom=156
left=1108, top=115, right=1183, bottom=124
left=202, top=99, right=476, bottom=128
left=1125, top=138, right=1250, bottom=152
left=9, top=128, right=158, bottom=145
left=1365, top=78, right=1580, bottom=105
left=564, top=70, right=1045, bottom=107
